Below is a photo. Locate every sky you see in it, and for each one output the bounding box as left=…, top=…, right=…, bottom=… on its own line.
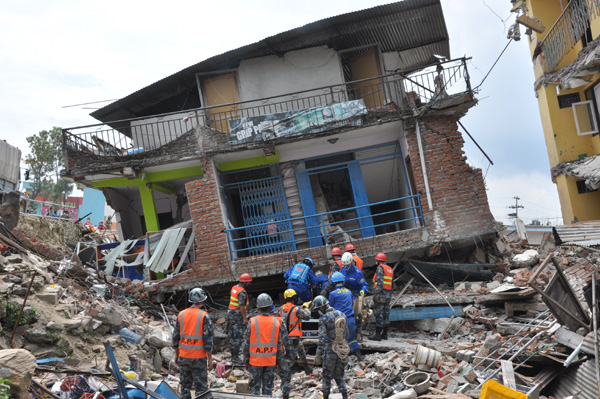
left=0, top=0, right=563, bottom=225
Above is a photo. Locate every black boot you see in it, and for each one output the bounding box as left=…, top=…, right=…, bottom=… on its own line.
left=341, top=391, right=348, bottom=399
left=353, top=349, right=365, bottom=362
left=303, top=362, right=313, bottom=375
left=323, top=392, right=330, bottom=399
left=283, top=393, right=289, bottom=399
left=381, top=327, right=388, bottom=340
left=371, top=327, right=382, bottom=341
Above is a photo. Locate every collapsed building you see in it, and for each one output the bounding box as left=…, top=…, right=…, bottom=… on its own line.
left=61, top=0, right=496, bottom=294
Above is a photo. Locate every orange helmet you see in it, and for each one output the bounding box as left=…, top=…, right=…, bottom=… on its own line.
left=239, top=273, right=253, bottom=282
left=344, top=243, right=356, bottom=252
left=331, top=247, right=342, bottom=256
left=375, top=252, right=387, bottom=262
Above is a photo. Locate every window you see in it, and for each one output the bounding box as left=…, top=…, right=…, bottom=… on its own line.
left=572, top=100, right=599, bottom=135
left=557, top=93, right=580, bottom=109
left=576, top=179, right=598, bottom=194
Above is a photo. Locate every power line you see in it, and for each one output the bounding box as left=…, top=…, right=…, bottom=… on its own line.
left=61, top=99, right=118, bottom=109
left=508, top=196, right=524, bottom=218
left=473, top=39, right=513, bottom=91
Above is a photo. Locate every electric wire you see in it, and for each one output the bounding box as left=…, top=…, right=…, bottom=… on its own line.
left=473, top=39, right=513, bottom=91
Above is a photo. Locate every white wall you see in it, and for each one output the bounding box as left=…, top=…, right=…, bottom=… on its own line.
left=237, top=46, right=346, bottom=112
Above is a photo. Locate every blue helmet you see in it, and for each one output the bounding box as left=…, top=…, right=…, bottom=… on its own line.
left=331, top=271, right=345, bottom=283
left=303, top=257, right=314, bottom=267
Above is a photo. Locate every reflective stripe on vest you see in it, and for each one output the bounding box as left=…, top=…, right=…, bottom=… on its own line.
left=328, top=260, right=343, bottom=278
left=249, top=315, right=280, bottom=366
left=372, top=264, right=394, bottom=290
left=280, top=303, right=302, bottom=337
left=353, top=255, right=363, bottom=270
left=229, top=285, right=246, bottom=310
left=178, top=308, right=207, bottom=358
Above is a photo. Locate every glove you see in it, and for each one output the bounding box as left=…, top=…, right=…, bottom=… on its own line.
left=303, top=301, right=311, bottom=308
left=314, top=348, right=322, bottom=366
left=360, top=290, right=366, bottom=296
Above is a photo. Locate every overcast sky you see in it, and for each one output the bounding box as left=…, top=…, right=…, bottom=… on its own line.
left=0, top=0, right=562, bottom=225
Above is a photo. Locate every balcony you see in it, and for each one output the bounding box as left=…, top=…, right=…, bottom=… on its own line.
left=540, top=0, right=600, bottom=72
left=63, top=58, right=472, bottom=164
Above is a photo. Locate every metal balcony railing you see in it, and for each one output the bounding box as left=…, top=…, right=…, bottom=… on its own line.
left=224, top=194, right=424, bottom=260
left=63, top=58, right=471, bottom=159
left=540, top=0, right=600, bottom=72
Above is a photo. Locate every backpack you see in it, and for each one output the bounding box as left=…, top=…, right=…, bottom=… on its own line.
left=287, top=263, right=310, bottom=284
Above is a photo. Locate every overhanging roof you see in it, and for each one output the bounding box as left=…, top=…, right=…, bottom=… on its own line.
left=91, top=0, right=449, bottom=123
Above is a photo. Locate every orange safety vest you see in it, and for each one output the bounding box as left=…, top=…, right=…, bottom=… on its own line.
left=328, top=260, right=343, bottom=278
left=353, top=255, right=363, bottom=270
left=229, top=284, right=246, bottom=310
left=178, top=308, right=207, bottom=359
left=372, top=264, right=393, bottom=290
left=249, top=315, right=281, bottom=366
left=279, top=303, right=302, bottom=337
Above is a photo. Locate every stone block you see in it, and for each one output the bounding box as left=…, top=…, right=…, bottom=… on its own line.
left=36, top=287, right=63, bottom=305
left=236, top=379, right=249, bottom=393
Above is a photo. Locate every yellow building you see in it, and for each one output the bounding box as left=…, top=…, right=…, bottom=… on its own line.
left=512, top=0, right=600, bottom=223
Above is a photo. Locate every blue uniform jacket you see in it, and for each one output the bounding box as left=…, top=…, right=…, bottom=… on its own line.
left=341, top=265, right=368, bottom=294
left=328, top=285, right=354, bottom=317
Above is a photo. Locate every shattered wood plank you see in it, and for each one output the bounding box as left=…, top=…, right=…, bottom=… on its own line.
left=501, top=360, right=516, bottom=389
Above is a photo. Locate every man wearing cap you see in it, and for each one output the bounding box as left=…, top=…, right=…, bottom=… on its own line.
left=228, top=273, right=252, bottom=365
left=243, top=293, right=291, bottom=397
left=328, top=247, right=343, bottom=278
left=284, top=257, right=317, bottom=302
left=173, top=288, right=213, bottom=399
left=344, top=243, right=363, bottom=270
left=371, top=252, right=394, bottom=341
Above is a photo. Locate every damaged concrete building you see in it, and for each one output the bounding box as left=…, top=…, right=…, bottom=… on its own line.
left=510, top=0, right=600, bottom=223
left=62, top=0, right=496, bottom=293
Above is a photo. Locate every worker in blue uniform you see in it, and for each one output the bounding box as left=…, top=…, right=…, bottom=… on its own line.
left=283, top=257, right=317, bottom=302
left=328, top=272, right=365, bottom=361
left=320, top=252, right=369, bottom=299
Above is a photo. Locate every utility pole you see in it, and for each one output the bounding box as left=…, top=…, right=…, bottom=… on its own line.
left=508, top=196, right=524, bottom=218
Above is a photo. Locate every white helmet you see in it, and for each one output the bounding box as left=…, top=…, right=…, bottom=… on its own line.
left=341, top=252, right=354, bottom=266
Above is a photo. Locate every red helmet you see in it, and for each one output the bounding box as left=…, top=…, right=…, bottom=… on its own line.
left=344, top=243, right=356, bottom=252
left=239, top=273, right=253, bottom=282
left=375, top=252, right=387, bottom=262
left=331, top=247, right=342, bottom=256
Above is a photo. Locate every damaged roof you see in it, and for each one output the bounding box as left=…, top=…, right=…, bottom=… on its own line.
left=90, top=0, right=450, bottom=123
left=553, top=220, right=600, bottom=246
left=552, top=154, right=600, bottom=191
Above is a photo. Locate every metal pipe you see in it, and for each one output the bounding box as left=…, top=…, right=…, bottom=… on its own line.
left=414, top=121, right=433, bottom=210
left=11, top=271, right=37, bottom=348
left=564, top=342, right=583, bottom=368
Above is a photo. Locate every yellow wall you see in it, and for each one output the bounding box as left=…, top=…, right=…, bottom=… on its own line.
left=556, top=175, right=600, bottom=223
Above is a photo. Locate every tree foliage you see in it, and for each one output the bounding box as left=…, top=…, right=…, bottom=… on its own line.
left=24, top=127, right=73, bottom=201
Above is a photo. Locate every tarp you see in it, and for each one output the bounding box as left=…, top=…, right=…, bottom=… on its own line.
left=0, top=140, right=21, bottom=185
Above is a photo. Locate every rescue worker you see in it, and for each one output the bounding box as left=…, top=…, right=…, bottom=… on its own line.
left=312, top=295, right=349, bottom=399
left=328, top=272, right=364, bottom=361
left=278, top=288, right=312, bottom=374
left=320, top=252, right=368, bottom=299
left=344, top=243, right=363, bottom=270
left=284, top=257, right=317, bottom=302
left=173, top=288, right=213, bottom=399
left=243, top=293, right=291, bottom=397
left=328, top=247, right=343, bottom=278
left=371, top=252, right=394, bottom=341
left=228, top=273, right=252, bottom=365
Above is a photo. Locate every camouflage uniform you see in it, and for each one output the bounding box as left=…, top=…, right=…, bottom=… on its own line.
left=318, top=307, right=349, bottom=398
left=277, top=305, right=310, bottom=396
left=373, top=266, right=392, bottom=328
left=172, top=308, right=213, bottom=399
left=227, top=288, right=247, bottom=361
left=243, top=312, right=291, bottom=396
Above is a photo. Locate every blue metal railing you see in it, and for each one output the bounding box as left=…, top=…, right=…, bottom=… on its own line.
left=224, top=194, right=424, bottom=260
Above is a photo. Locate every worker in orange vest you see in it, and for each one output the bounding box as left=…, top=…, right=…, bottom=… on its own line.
left=328, top=247, right=343, bottom=277
left=344, top=243, right=363, bottom=270
left=371, top=252, right=394, bottom=341
left=243, top=293, right=291, bottom=396
left=228, top=273, right=252, bottom=365
left=173, top=288, right=213, bottom=399
left=278, top=288, right=312, bottom=374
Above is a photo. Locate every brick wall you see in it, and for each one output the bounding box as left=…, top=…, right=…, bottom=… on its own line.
left=12, top=227, right=77, bottom=263
left=404, top=117, right=496, bottom=241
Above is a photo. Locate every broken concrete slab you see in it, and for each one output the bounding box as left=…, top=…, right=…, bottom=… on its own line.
left=36, top=286, right=64, bottom=305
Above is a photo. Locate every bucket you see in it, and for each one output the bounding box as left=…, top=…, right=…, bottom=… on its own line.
left=413, top=345, right=441, bottom=368
left=403, top=372, right=431, bottom=395
left=119, top=327, right=142, bottom=345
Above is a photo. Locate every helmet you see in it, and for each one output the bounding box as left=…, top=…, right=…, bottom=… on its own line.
left=269, top=304, right=276, bottom=313
left=311, top=295, right=329, bottom=310
left=331, top=271, right=345, bottom=283
left=375, top=252, right=387, bottom=262
left=284, top=289, right=297, bottom=300
left=303, top=257, right=314, bottom=267
left=256, top=293, right=273, bottom=308
left=189, top=288, right=207, bottom=303
left=344, top=243, right=356, bottom=252
left=331, top=247, right=342, bottom=256
left=239, top=273, right=253, bottom=282
left=341, top=252, right=354, bottom=266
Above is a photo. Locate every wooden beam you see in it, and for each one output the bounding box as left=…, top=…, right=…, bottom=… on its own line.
left=517, top=15, right=545, bottom=34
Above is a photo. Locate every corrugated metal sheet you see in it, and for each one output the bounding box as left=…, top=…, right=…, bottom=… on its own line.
left=90, top=0, right=449, bottom=124
left=0, top=140, right=21, bottom=185
left=553, top=221, right=600, bottom=245
left=550, top=359, right=599, bottom=399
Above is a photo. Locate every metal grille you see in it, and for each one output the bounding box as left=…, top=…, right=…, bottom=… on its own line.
left=558, top=93, right=581, bottom=109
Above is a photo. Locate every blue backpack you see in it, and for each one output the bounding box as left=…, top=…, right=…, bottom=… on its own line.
left=287, top=263, right=310, bottom=284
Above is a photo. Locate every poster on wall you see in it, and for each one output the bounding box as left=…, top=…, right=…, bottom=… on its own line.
left=229, top=99, right=367, bottom=144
